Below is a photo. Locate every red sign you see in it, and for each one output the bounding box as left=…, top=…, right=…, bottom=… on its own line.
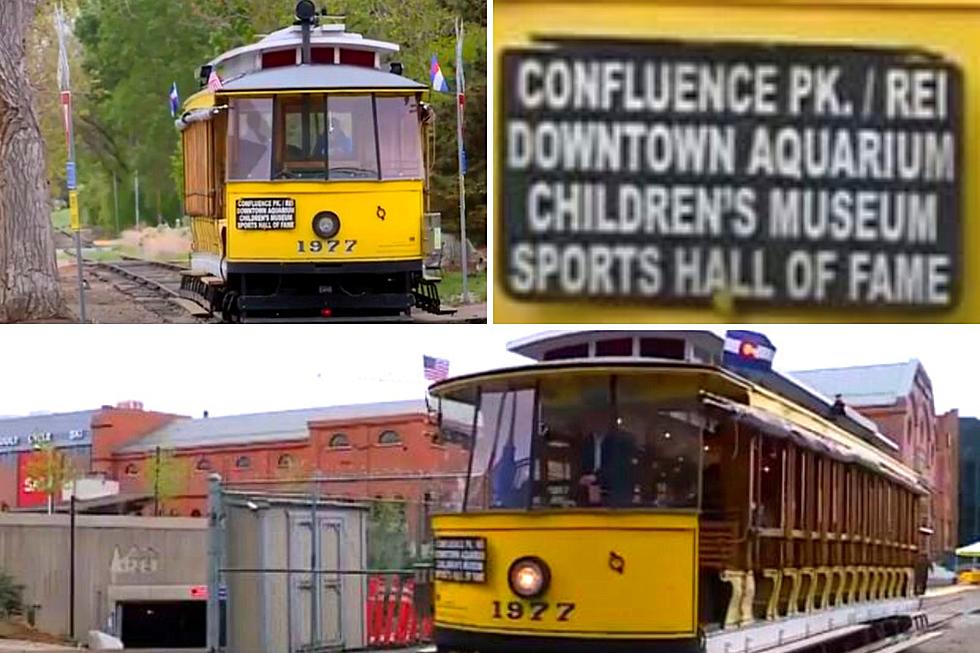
left=190, top=585, right=208, bottom=599
left=60, top=91, right=73, bottom=150
left=17, top=452, right=47, bottom=508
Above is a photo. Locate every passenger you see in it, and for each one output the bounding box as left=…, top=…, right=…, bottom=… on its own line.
left=237, top=110, right=272, bottom=179
left=315, top=118, right=354, bottom=158
left=578, top=411, right=637, bottom=507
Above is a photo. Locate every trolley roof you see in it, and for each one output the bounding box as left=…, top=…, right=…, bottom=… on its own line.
left=218, top=64, right=426, bottom=93
left=428, top=359, right=928, bottom=494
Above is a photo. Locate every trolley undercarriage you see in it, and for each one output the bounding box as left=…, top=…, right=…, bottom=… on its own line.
left=180, top=260, right=445, bottom=322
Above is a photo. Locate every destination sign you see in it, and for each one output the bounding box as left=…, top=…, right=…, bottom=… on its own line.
left=236, top=198, right=297, bottom=230
left=434, top=537, right=487, bottom=583
left=502, top=38, right=963, bottom=310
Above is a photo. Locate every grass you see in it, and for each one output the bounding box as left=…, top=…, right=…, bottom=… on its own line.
left=439, top=270, right=487, bottom=303
left=51, top=209, right=70, bottom=231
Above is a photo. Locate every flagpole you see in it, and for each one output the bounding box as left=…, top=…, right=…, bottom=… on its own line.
left=56, top=4, right=86, bottom=323
left=455, top=17, right=469, bottom=304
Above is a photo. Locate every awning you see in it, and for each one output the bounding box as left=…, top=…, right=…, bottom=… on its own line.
left=956, top=541, right=980, bottom=557
left=701, top=393, right=928, bottom=495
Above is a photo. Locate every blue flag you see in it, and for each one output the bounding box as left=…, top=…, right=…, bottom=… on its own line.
left=430, top=55, right=450, bottom=93
left=722, top=330, right=776, bottom=371
left=169, top=82, right=180, bottom=118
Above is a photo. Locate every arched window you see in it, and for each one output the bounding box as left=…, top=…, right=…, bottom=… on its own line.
left=277, top=454, right=294, bottom=469
left=191, top=509, right=202, bottom=518
left=196, top=458, right=212, bottom=472
left=235, top=456, right=251, bottom=469
left=125, top=463, right=139, bottom=477
left=378, top=430, right=401, bottom=445
left=329, top=433, right=350, bottom=448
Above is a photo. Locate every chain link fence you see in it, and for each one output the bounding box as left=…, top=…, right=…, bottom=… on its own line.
left=207, top=474, right=464, bottom=652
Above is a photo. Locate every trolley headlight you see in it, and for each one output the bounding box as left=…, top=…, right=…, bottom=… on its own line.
left=312, top=211, right=341, bottom=239
left=295, top=1, right=317, bottom=22
left=508, top=557, right=550, bottom=598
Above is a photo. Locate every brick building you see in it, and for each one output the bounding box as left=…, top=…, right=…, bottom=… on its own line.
left=793, top=360, right=959, bottom=562
left=1, top=399, right=468, bottom=521
left=110, top=400, right=469, bottom=516
left=0, top=404, right=180, bottom=510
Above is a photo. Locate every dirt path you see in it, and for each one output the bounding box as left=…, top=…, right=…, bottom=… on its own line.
left=55, top=263, right=199, bottom=324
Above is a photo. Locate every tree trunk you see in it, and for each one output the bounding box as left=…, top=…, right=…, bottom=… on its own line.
left=0, top=0, right=68, bottom=321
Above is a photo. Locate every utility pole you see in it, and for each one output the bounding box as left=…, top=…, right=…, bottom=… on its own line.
left=55, top=4, right=86, bottom=323
left=112, top=172, right=119, bottom=235
left=134, top=170, right=141, bottom=230
left=153, top=446, right=161, bottom=516
left=69, top=488, right=76, bottom=642
left=455, top=17, right=469, bottom=304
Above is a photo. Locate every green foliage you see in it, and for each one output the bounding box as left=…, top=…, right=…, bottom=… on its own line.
left=368, top=500, right=409, bottom=570
left=439, top=270, right=487, bottom=302
left=63, top=0, right=485, bottom=240
left=0, top=570, right=24, bottom=617
left=144, top=448, right=188, bottom=515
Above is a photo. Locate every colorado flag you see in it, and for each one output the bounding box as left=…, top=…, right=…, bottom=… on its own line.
left=722, top=330, right=776, bottom=371
left=430, top=55, right=449, bottom=92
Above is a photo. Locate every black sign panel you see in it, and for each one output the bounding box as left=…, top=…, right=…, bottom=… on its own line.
left=501, top=38, right=963, bottom=310
left=236, top=198, right=296, bottom=230
left=434, top=537, right=487, bottom=583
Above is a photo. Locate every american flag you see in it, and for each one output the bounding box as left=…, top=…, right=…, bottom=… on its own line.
left=423, top=355, right=450, bottom=382
left=207, top=71, right=223, bottom=92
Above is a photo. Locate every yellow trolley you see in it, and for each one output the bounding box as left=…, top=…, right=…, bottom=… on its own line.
left=177, top=1, right=442, bottom=321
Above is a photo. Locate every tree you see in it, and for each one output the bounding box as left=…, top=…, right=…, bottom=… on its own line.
left=22, top=441, right=76, bottom=514
left=0, top=0, right=68, bottom=321
left=368, top=499, right=410, bottom=569
left=144, top=448, right=188, bottom=516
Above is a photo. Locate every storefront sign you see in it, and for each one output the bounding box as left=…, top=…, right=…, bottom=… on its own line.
left=0, top=427, right=91, bottom=453
left=502, top=38, right=962, bottom=310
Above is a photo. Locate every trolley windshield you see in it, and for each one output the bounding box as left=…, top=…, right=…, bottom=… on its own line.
left=439, top=373, right=710, bottom=511
left=226, top=93, right=424, bottom=182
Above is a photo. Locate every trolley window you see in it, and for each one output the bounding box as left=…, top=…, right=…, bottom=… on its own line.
left=444, top=374, right=707, bottom=512
left=327, top=95, right=379, bottom=179
left=269, top=93, right=420, bottom=181
left=276, top=94, right=328, bottom=179
left=376, top=95, right=424, bottom=179
left=227, top=98, right=273, bottom=181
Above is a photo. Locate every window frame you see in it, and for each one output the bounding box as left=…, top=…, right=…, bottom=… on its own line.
left=378, top=430, right=402, bottom=445
left=235, top=455, right=251, bottom=469
left=328, top=433, right=351, bottom=449
left=253, top=91, right=423, bottom=183
left=451, top=374, right=707, bottom=513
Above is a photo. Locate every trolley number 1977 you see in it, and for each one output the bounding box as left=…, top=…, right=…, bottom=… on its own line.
left=491, top=601, right=575, bottom=622
left=297, top=240, right=357, bottom=254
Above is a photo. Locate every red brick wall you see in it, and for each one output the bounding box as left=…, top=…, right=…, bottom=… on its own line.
left=936, top=410, right=959, bottom=557
left=90, top=407, right=185, bottom=477
left=851, top=364, right=957, bottom=560
left=108, top=412, right=469, bottom=517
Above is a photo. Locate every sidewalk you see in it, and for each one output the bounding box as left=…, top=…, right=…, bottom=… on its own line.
left=924, top=584, right=978, bottom=598
left=0, top=642, right=77, bottom=652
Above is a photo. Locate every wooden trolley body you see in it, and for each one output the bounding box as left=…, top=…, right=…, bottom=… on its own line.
left=427, top=334, right=928, bottom=653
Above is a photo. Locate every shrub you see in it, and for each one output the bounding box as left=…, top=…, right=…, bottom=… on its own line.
left=0, top=570, right=24, bottom=617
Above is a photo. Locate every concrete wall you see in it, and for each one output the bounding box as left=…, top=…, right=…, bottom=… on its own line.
left=0, top=513, right=206, bottom=639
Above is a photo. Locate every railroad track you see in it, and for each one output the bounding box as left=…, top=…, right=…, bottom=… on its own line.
left=57, top=229, right=486, bottom=323
left=88, top=258, right=210, bottom=323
